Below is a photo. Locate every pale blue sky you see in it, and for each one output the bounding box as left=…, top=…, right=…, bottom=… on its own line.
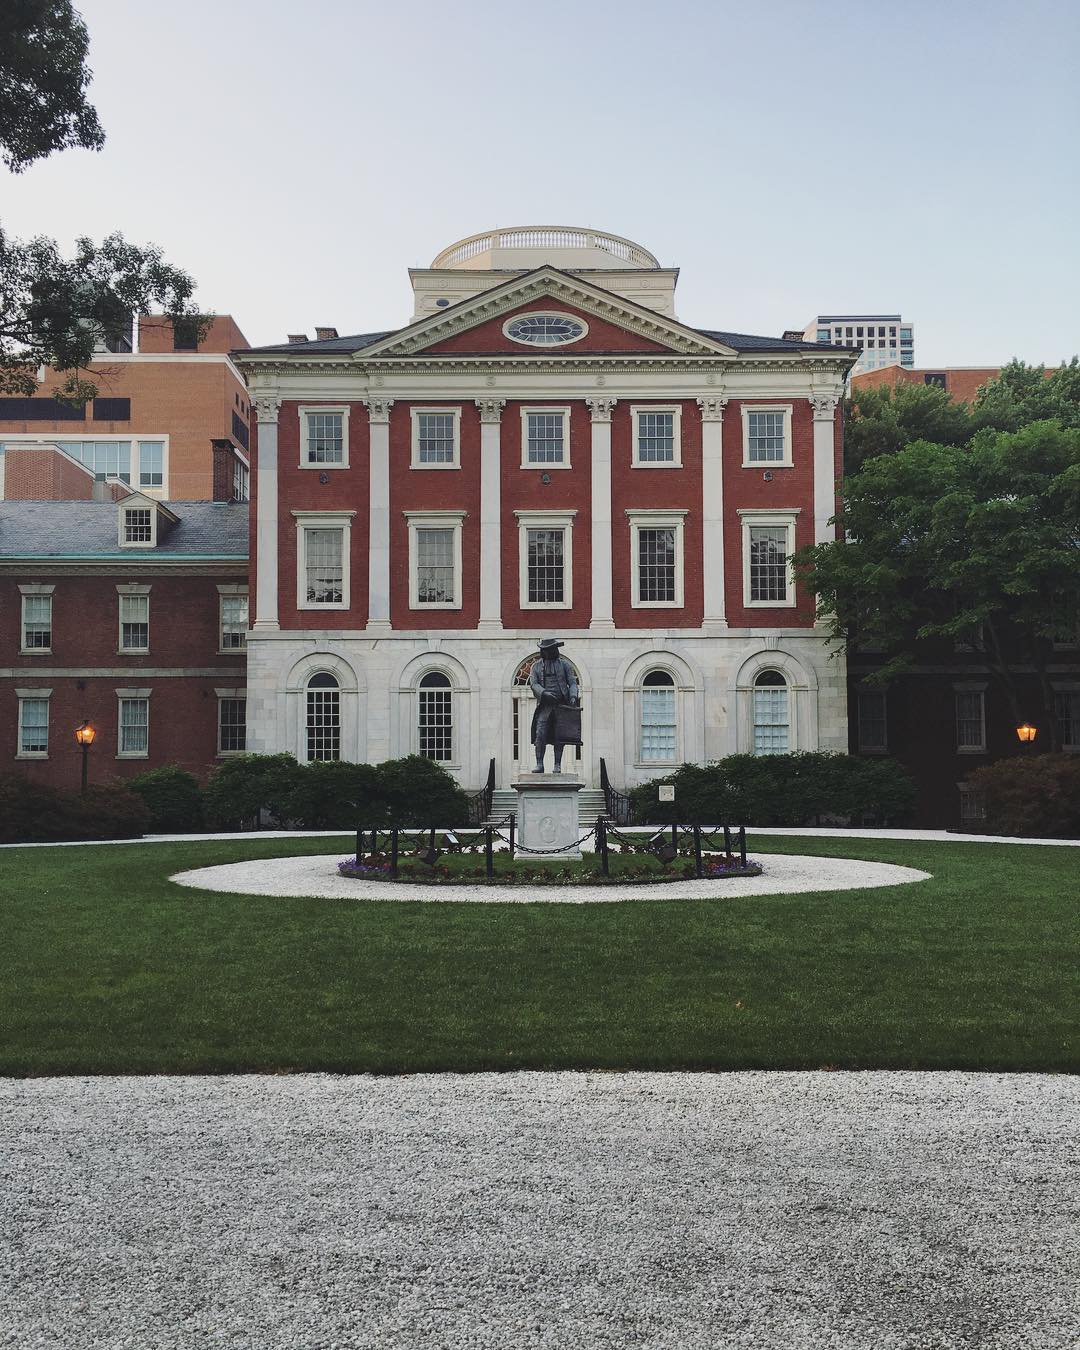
left=3, top=0, right=1078, bottom=364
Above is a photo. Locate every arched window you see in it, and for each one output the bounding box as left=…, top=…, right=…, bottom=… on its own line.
left=752, top=670, right=789, bottom=755
left=418, top=672, right=452, bottom=761
left=306, top=672, right=340, bottom=761
left=640, top=669, right=676, bottom=763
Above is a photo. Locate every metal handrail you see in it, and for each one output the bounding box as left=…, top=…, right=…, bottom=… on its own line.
left=465, top=758, right=496, bottom=827
left=599, top=757, right=635, bottom=825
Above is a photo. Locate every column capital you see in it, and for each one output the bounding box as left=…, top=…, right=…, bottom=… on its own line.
left=364, top=396, right=395, bottom=423
left=696, top=396, right=728, bottom=422
left=809, top=393, right=840, bottom=420
left=586, top=396, right=617, bottom=423
left=253, top=394, right=281, bottom=423
left=475, top=398, right=506, bottom=424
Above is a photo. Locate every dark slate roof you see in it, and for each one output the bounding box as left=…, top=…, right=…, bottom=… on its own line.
left=0, top=501, right=249, bottom=559
left=695, top=329, right=857, bottom=354
left=243, top=331, right=396, bottom=356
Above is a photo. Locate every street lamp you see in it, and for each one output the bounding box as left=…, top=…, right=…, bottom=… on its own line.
left=1016, top=723, right=1038, bottom=745
left=74, top=720, right=97, bottom=792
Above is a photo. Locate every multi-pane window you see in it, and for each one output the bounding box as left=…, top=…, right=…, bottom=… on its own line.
left=220, top=594, right=248, bottom=650
left=418, top=672, right=452, bottom=761
left=306, top=673, right=340, bottom=761
left=527, top=528, right=565, bottom=604
left=416, top=528, right=454, bottom=604
left=118, top=697, right=149, bottom=756
left=525, top=411, right=566, bottom=465
left=218, top=698, right=247, bottom=754
left=637, top=527, right=676, bottom=603
left=233, top=460, right=249, bottom=502
left=749, top=525, right=790, bottom=602
left=857, top=690, right=887, bottom=752
left=18, top=698, right=49, bottom=756
left=56, top=439, right=131, bottom=482
left=123, top=508, right=153, bottom=544
left=21, top=595, right=52, bottom=650
left=139, top=441, right=164, bottom=487
left=1056, top=689, right=1080, bottom=749
left=641, top=670, right=676, bottom=763
left=304, top=411, right=344, bottom=464
left=753, top=671, right=790, bottom=755
left=958, top=783, right=986, bottom=824
left=416, top=412, right=456, bottom=465
left=955, top=690, right=986, bottom=752
left=746, top=411, right=786, bottom=463
left=304, top=527, right=344, bottom=605
left=635, top=411, right=675, bottom=464
left=119, top=594, right=149, bottom=651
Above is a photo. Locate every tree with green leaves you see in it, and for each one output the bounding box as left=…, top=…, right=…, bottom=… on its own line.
left=843, top=380, right=976, bottom=473
left=974, top=357, right=1080, bottom=431
left=796, top=421, right=1080, bottom=749
left=0, top=0, right=104, bottom=173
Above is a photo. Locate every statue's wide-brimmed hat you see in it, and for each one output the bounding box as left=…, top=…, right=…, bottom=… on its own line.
left=538, top=637, right=564, bottom=652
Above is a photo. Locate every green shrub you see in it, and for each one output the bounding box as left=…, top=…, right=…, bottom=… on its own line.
left=77, top=784, right=151, bottom=840
left=374, top=755, right=471, bottom=827
left=965, top=754, right=1080, bottom=838
left=628, top=753, right=916, bottom=827
left=0, top=775, right=149, bottom=843
left=202, top=754, right=303, bottom=829
left=282, top=760, right=382, bottom=830
left=126, top=765, right=204, bottom=832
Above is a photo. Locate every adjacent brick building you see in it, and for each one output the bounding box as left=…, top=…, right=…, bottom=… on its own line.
left=851, top=363, right=1001, bottom=404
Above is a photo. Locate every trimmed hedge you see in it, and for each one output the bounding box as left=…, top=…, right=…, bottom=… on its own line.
left=628, top=753, right=917, bottom=827
left=126, top=765, right=205, bottom=832
left=0, top=775, right=150, bottom=844
left=965, top=754, right=1080, bottom=838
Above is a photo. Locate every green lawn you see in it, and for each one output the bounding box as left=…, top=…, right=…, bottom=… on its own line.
left=1, top=834, right=1076, bottom=1076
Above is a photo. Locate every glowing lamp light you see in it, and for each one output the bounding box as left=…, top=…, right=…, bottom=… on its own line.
left=74, top=721, right=97, bottom=747
left=1016, top=723, right=1038, bottom=744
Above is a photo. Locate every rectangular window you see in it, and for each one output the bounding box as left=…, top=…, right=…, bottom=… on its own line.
left=641, top=686, right=676, bottom=763
left=747, top=411, right=785, bottom=462
left=634, top=410, right=676, bottom=464
left=415, top=527, right=455, bottom=604
left=220, top=594, right=248, bottom=650
left=233, top=459, right=249, bottom=502
left=955, top=690, right=986, bottom=752
left=303, top=410, right=345, bottom=465
left=118, top=697, right=149, bottom=756
left=18, top=698, right=49, bottom=756
left=857, top=690, right=887, bottom=751
left=218, top=697, right=247, bottom=754
left=958, top=782, right=986, bottom=824
left=21, top=595, right=52, bottom=651
left=749, top=526, right=790, bottom=602
left=119, top=594, right=149, bottom=651
left=305, top=527, right=344, bottom=605
left=418, top=684, right=453, bottom=761
left=56, top=439, right=131, bottom=482
left=414, top=411, right=457, bottom=466
left=527, top=528, right=565, bottom=604
left=524, top=409, right=567, bottom=466
left=138, top=441, right=164, bottom=487
left=124, top=508, right=153, bottom=544
left=306, top=689, right=340, bottom=762
left=753, top=686, right=790, bottom=755
left=638, top=527, right=676, bottom=603
left=1056, top=689, right=1080, bottom=749
left=93, top=397, right=130, bottom=421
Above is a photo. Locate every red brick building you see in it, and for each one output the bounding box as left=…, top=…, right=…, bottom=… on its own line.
left=0, top=495, right=248, bottom=790
left=851, top=363, right=1001, bottom=404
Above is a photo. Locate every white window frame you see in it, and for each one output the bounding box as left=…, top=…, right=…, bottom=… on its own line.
left=520, top=406, right=571, bottom=469
left=741, top=404, right=793, bottom=468
left=293, top=510, right=354, bottom=610
left=958, top=781, right=987, bottom=824
left=627, top=510, right=687, bottom=609
left=410, top=406, right=461, bottom=469
left=416, top=669, right=456, bottom=764
left=637, top=669, right=679, bottom=766
left=405, top=510, right=465, bottom=610
left=116, top=583, right=151, bottom=654
left=299, top=405, right=349, bottom=469
left=630, top=405, right=682, bottom=468
left=118, top=502, right=158, bottom=549
left=135, top=438, right=169, bottom=493
left=15, top=688, right=51, bottom=759
left=116, top=687, right=151, bottom=759
left=954, top=683, right=987, bottom=754
left=215, top=687, right=247, bottom=757
left=739, top=509, right=800, bottom=608
left=856, top=687, right=888, bottom=753
left=752, top=672, right=791, bottom=757
left=19, top=584, right=54, bottom=654
left=1053, top=683, right=1080, bottom=752
left=217, top=584, right=249, bottom=653
left=515, top=509, right=576, bottom=610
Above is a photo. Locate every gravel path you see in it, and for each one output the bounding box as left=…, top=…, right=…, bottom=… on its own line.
left=168, top=851, right=930, bottom=903
left=1, top=1072, right=1076, bottom=1349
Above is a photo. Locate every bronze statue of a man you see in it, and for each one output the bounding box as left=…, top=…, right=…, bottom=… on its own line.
left=528, top=637, right=581, bottom=773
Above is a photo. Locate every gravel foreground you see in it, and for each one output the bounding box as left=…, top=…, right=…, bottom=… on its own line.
left=2, top=1072, right=1077, bottom=1350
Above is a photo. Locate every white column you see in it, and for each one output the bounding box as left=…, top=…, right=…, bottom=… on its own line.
left=697, top=396, right=728, bottom=630
left=252, top=394, right=281, bottom=631
left=587, top=397, right=616, bottom=632
left=475, top=398, right=506, bottom=631
left=365, top=397, right=394, bottom=632
left=810, top=393, right=840, bottom=545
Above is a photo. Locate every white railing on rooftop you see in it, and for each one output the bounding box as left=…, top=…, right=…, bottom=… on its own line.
left=431, top=227, right=660, bottom=270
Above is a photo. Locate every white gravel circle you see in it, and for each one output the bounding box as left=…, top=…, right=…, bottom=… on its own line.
left=169, top=850, right=930, bottom=902
left=1, top=1071, right=1076, bottom=1350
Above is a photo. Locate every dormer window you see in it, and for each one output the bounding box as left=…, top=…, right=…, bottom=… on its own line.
left=116, top=494, right=176, bottom=549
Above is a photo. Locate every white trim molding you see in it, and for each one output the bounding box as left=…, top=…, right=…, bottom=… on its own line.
left=741, top=403, right=793, bottom=468
left=520, top=405, right=571, bottom=469
left=404, top=509, right=466, bottom=611
left=630, top=404, right=682, bottom=468
left=293, top=509, right=355, bottom=611
left=410, top=405, right=462, bottom=469
left=514, top=509, right=576, bottom=610
left=739, top=508, right=800, bottom=608
left=299, top=405, right=349, bottom=469
left=626, top=508, right=688, bottom=610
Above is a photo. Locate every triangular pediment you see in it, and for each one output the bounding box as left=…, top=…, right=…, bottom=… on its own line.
left=353, top=268, right=738, bottom=359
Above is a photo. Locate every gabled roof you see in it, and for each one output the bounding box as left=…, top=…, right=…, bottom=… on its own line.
left=0, top=501, right=249, bottom=560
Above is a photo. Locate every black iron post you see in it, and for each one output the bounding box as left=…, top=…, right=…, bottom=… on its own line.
left=390, top=827, right=399, bottom=877
left=485, top=825, right=494, bottom=879
left=738, top=826, right=747, bottom=869
left=723, top=824, right=732, bottom=858
left=355, top=825, right=364, bottom=860
left=597, top=816, right=609, bottom=877
left=508, top=814, right=515, bottom=858
left=693, top=824, right=703, bottom=878
left=81, top=742, right=89, bottom=794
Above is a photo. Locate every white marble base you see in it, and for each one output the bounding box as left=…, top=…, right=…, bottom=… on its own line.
left=512, top=776, right=585, bottom=860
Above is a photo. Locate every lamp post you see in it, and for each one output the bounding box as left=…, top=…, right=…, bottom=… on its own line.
left=74, top=720, right=97, bottom=793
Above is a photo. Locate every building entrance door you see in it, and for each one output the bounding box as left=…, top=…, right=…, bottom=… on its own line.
left=509, top=653, right=589, bottom=782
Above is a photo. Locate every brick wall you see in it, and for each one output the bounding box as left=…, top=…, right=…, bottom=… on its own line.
left=3, top=446, right=96, bottom=500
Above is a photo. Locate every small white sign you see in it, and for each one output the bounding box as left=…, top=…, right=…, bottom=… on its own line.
left=658, top=785, right=675, bottom=802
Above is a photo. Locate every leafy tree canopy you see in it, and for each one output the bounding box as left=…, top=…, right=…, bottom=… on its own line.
left=0, top=227, right=207, bottom=402
left=0, top=0, right=104, bottom=173
left=843, top=381, right=975, bottom=473
left=974, top=357, right=1080, bottom=432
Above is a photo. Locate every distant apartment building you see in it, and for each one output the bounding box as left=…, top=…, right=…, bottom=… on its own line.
left=851, top=364, right=999, bottom=404
left=802, top=315, right=914, bottom=374
left=0, top=315, right=253, bottom=501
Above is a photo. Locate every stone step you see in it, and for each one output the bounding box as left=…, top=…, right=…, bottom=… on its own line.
left=485, top=786, right=608, bottom=828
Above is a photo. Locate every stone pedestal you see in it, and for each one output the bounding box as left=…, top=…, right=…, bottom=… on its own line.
left=512, top=776, right=585, bottom=860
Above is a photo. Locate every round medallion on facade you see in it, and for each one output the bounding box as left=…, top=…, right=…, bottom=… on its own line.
left=503, top=312, right=588, bottom=346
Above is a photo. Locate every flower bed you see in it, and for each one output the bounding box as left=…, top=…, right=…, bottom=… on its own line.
left=337, top=851, right=763, bottom=886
